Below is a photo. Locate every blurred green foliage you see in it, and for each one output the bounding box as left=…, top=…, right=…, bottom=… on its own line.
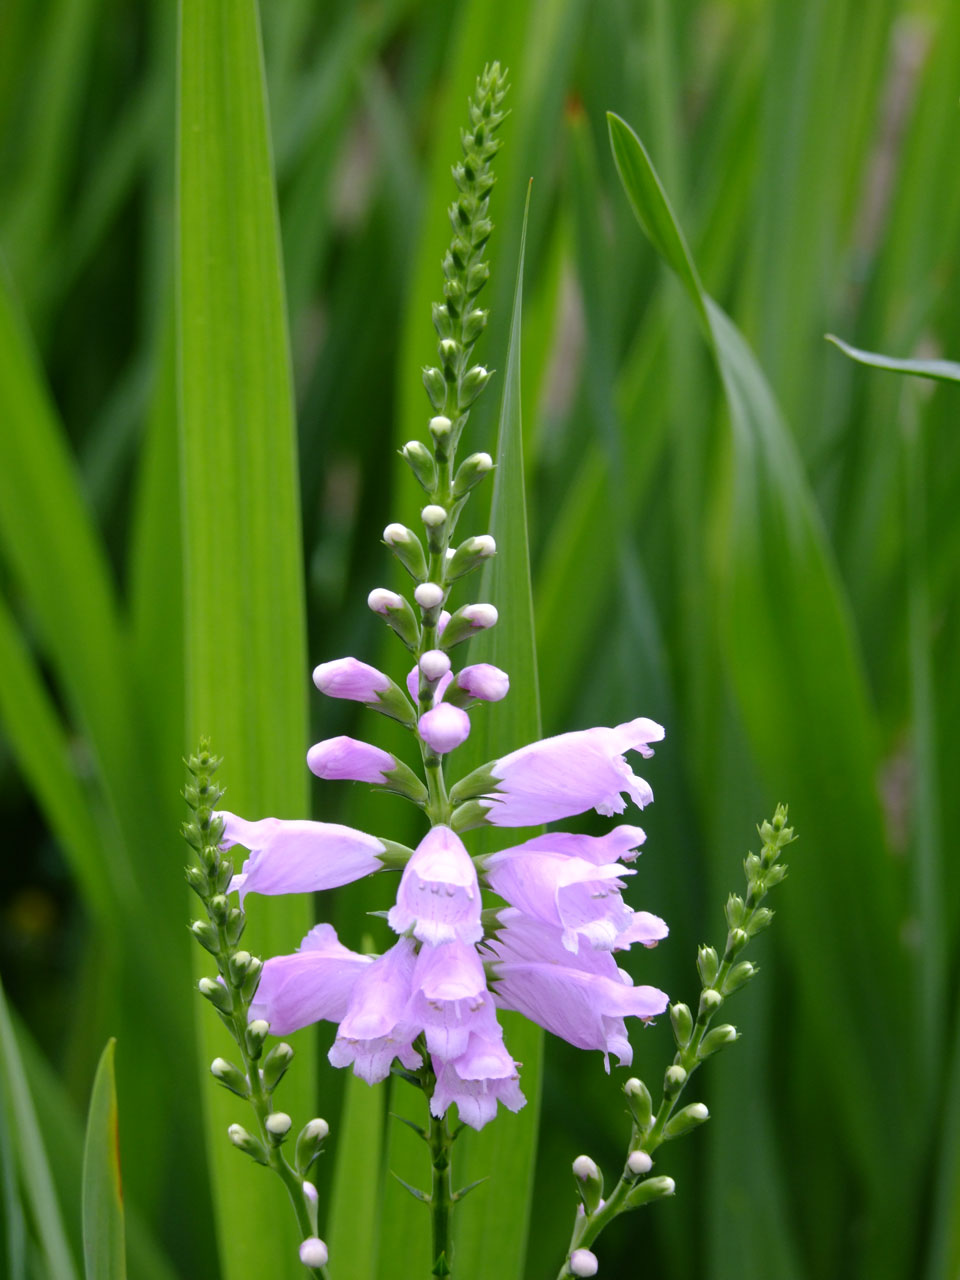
left=1, top=0, right=959, bottom=1277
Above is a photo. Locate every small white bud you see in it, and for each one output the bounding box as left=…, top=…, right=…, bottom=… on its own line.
left=420, top=650, right=451, bottom=681
left=472, top=534, right=496, bottom=556
left=421, top=504, right=448, bottom=527
left=429, top=415, right=452, bottom=438
left=662, top=1177, right=676, bottom=1195
left=304, top=1118, right=329, bottom=1142
left=248, top=1019, right=269, bottom=1037
left=227, top=1123, right=250, bottom=1146
left=665, top=1065, right=687, bottom=1089
left=570, top=1249, right=599, bottom=1276
left=445, top=547, right=456, bottom=562
left=462, top=603, right=497, bottom=628
left=688, top=1103, right=710, bottom=1122
left=572, top=1155, right=600, bottom=1182
left=415, top=582, right=444, bottom=609
left=265, top=1112, right=292, bottom=1137
left=701, top=988, right=723, bottom=1011
left=367, top=587, right=403, bottom=614
left=627, top=1150, right=652, bottom=1175
left=211, top=1058, right=231, bottom=1078
left=299, top=1237, right=329, bottom=1268
left=383, top=523, right=410, bottom=545
left=624, top=1077, right=643, bottom=1096
left=302, top=1180, right=318, bottom=1203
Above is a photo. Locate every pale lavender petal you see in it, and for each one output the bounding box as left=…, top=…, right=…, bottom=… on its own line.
left=484, top=719, right=664, bottom=826
left=388, top=825, right=482, bottom=944
left=613, top=910, right=669, bottom=949
left=328, top=938, right=421, bottom=1083
left=456, top=663, right=510, bottom=702
left=248, top=923, right=372, bottom=1034
left=484, top=851, right=633, bottom=952
left=419, top=704, right=471, bottom=753
left=406, top=663, right=455, bottom=705
left=218, top=812, right=384, bottom=904
left=313, top=657, right=390, bottom=702
left=429, top=1016, right=525, bottom=1130
left=307, top=736, right=395, bottom=783
left=495, top=825, right=647, bottom=865
left=410, top=940, right=491, bottom=1059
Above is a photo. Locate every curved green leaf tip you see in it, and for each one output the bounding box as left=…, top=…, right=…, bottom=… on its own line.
left=83, top=1038, right=127, bottom=1279
left=826, top=333, right=960, bottom=384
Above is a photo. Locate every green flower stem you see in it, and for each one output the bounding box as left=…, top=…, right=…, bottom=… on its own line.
left=428, top=1106, right=455, bottom=1278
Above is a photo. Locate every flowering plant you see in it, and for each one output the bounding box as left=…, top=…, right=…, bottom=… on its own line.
left=183, top=65, right=794, bottom=1280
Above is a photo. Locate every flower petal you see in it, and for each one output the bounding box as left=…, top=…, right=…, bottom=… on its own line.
left=248, top=923, right=372, bottom=1035
left=388, top=825, right=482, bottom=945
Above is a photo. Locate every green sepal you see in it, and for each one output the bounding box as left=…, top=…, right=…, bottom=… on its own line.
left=449, top=762, right=497, bottom=806
left=669, top=1003, right=693, bottom=1049
left=261, top=1042, right=294, bottom=1090
left=624, top=1175, right=676, bottom=1209
left=624, top=1077, right=653, bottom=1129
left=391, top=1172, right=431, bottom=1204
left=663, top=1103, right=710, bottom=1139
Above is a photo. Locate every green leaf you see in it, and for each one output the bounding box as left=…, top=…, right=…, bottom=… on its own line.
left=177, top=2, right=314, bottom=1276
left=0, top=978, right=78, bottom=1280
left=326, top=1074, right=385, bottom=1280
left=447, top=183, right=543, bottom=1280
left=826, top=333, right=960, bottom=384
left=82, top=1040, right=126, bottom=1279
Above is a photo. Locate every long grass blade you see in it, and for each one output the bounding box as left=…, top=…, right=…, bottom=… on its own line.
left=82, top=1039, right=127, bottom=1279
left=826, top=333, right=960, bottom=383
left=177, top=1, right=314, bottom=1275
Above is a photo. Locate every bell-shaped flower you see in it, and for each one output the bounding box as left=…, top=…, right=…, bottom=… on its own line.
left=486, top=911, right=669, bottom=1068
left=483, top=849, right=635, bottom=953
left=328, top=937, right=421, bottom=1084
left=218, top=812, right=389, bottom=905
left=419, top=703, right=471, bottom=754
left=248, top=924, right=372, bottom=1035
left=388, top=825, right=482, bottom=945
left=463, top=718, right=664, bottom=826
left=429, top=1004, right=525, bottom=1130
left=409, top=940, right=492, bottom=1059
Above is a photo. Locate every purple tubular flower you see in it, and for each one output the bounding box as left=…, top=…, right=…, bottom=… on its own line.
left=388, top=825, right=482, bottom=945
left=502, top=825, right=647, bottom=864
left=484, top=717, right=665, bottom=826
left=313, top=657, right=390, bottom=702
left=486, top=911, right=669, bottom=1068
left=483, top=850, right=635, bottom=952
left=419, top=703, right=471, bottom=753
left=430, top=1006, right=525, bottom=1130
left=248, top=924, right=372, bottom=1035
left=218, top=813, right=385, bottom=905
left=307, top=736, right=395, bottom=783
left=409, top=940, right=491, bottom=1059
left=455, top=663, right=509, bottom=702
left=328, top=938, right=421, bottom=1083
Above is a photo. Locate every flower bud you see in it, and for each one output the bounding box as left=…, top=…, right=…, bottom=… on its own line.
left=570, top=1249, right=599, bottom=1277
left=198, top=976, right=233, bottom=1014
left=459, top=364, right=491, bottom=407
left=225, top=907, right=246, bottom=948
left=447, top=663, right=509, bottom=705
left=664, top=1064, right=687, bottom=1093
left=227, top=1123, right=268, bottom=1165
left=190, top=919, right=219, bottom=955
left=296, top=1117, right=329, bottom=1174
left=419, top=704, right=471, bottom=754
left=262, top=1042, right=294, bottom=1090
left=446, top=535, right=496, bottom=580
left=401, top=440, right=438, bottom=492
left=726, top=927, right=749, bottom=958
left=414, top=582, right=445, bottom=610
left=698, top=988, right=723, bottom=1017
left=440, top=603, right=498, bottom=649
left=453, top=451, right=494, bottom=497
left=725, top=894, right=746, bottom=929
left=663, top=1102, right=709, bottom=1139
left=624, top=1077, right=653, bottom=1129
left=627, top=1150, right=652, bottom=1176
left=185, top=864, right=209, bottom=897
left=697, top=945, right=719, bottom=988
left=423, top=366, right=447, bottom=411
left=572, top=1155, right=604, bottom=1214
left=299, top=1237, right=328, bottom=1268
left=432, top=302, right=454, bottom=339
left=429, top=415, right=453, bottom=455
left=303, top=1180, right=318, bottom=1203
left=698, top=1024, right=738, bottom=1058
left=670, top=1002, right=693, bottom=1048
left=245, top=1019, right=270, bottom=1058
left=465, top=261, right=490, bottom=296
left=420, top=650, right=451, bottom=682
left=211, top=1058, right=249, bottom=1098
left=746, top=906, right=774, bottom=936
left=625, top=1175, right=675, bottom=1208
left=265, top=1111, right=292, bottom=1143
left=724, top=960, right=758, bottom=992
left=367, top=589, right=420, bottom=650
left=462, top=307, right=488, bottom=344
left=439, top=337, right=459, bottom=370
left=383, top=525, right=428, bottom=581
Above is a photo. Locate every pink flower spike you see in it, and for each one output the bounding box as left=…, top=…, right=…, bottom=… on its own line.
left=218, top=813, right=385, bottom=904
left=328, top=938, right=421, bottom=1084
left=307, top=736, right=395, bottom=783
left=614, top=910, right=669, bottom=950
left=312, top=656, right=390, bottom=702
left=483, top=850, right=634, bottom=953
left=484, top=717, right=665, bottom=826
left=419, top=703, right=471, bottom=754
left=248, top=923, right=373, bottom=1035
left=430, top=1022, right=525, bottom=1130
left=456, top=663, right=510, bottom=702
left=388, top=825, right=482, bottom=945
